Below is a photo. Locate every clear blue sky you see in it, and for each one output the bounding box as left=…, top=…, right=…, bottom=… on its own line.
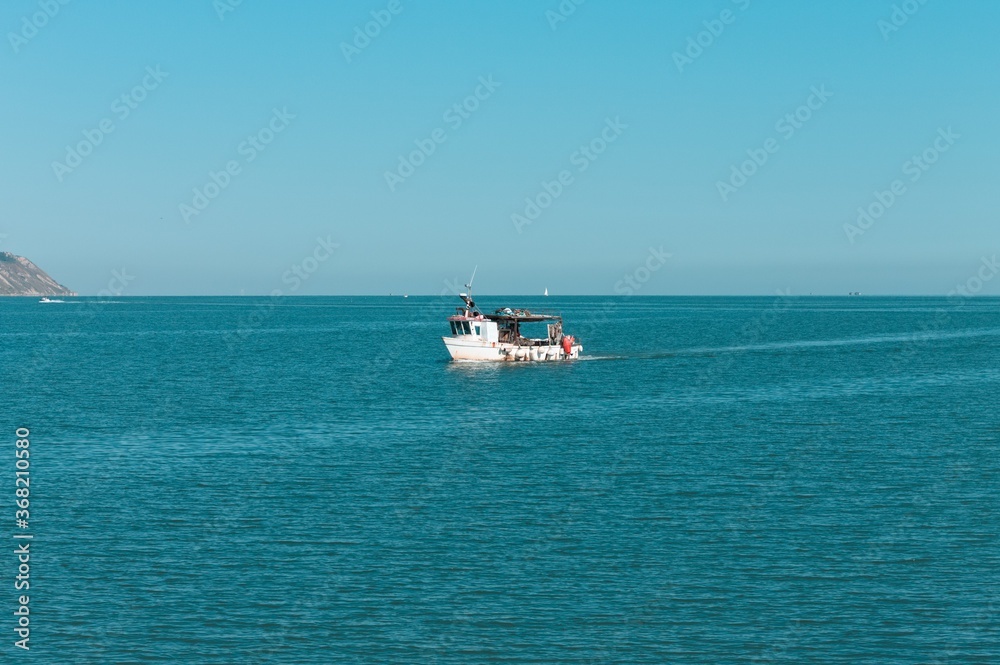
left=1, top=0, right=998, bottom=295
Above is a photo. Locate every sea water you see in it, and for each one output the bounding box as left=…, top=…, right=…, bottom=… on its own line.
left=2, top=296, right=998, bottom=663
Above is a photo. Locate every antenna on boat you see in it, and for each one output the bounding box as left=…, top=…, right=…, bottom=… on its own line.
left=460, top=265, right=478, bottom=314
left=466, top=265, right=477, bottom=293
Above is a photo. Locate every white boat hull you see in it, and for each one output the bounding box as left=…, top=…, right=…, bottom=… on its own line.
left=442, top=337, right=582, bottom=362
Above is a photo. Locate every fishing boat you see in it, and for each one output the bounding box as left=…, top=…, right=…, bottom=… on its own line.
left=442, top=271, right=581, bottom=362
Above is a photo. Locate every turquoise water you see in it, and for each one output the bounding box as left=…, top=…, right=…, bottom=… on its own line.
left=3, top=296, right=999, bottom=663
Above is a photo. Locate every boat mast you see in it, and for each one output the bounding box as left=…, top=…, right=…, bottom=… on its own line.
left=459, top=265, right=478, bottom=315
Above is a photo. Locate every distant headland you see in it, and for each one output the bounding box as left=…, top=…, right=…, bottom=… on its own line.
left=0, top=252, right=75, bottom=296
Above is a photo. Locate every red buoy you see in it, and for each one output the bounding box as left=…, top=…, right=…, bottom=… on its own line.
left=561, top=335, right=574, bottom=354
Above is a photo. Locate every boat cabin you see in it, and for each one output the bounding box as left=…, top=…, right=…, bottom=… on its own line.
left=447, top=316, right=499, bottom=343
left=447, top=308, right=563, bottom=347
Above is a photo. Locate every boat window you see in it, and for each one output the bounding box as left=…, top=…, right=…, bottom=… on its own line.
left=462, top=321, right=472, bottom=335
left=450, top=322, right=457, bottom=335
left=474, top=325, right=481, bottom=336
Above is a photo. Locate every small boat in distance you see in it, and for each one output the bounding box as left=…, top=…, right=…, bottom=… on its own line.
left=544, top=287, right=548, bottom=296
left=38, top=297, right=64, bottom=303
left=442, top=271, right=581, bottom=362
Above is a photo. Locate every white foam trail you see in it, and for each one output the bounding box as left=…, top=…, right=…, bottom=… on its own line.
left=685, top=326, right=1000, bottom=356
left=584, top=327, right=1000, bottom=361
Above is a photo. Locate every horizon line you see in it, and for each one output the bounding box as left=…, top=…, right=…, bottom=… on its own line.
left=4, top=293, right=998, bottom=299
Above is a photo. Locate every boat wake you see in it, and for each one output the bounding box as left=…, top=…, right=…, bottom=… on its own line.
left=584, top=327, right=1000, bottom=362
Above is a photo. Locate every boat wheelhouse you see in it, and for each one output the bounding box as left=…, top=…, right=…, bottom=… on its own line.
left=442, top=288, right=582, bottom=362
